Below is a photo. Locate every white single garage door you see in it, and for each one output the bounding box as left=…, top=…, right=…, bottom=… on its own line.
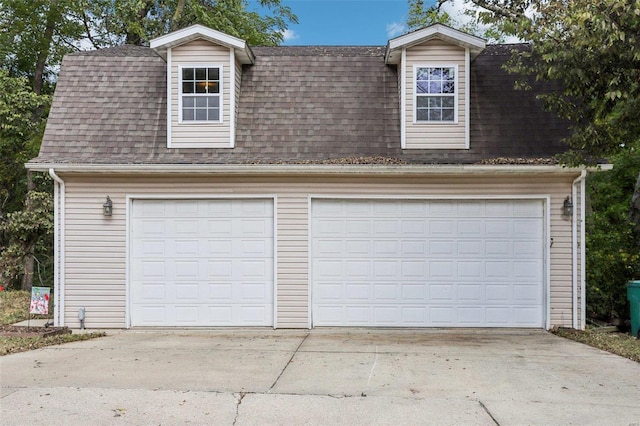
left=311, top=199, right=545, bottom=327
left=130, top=199, right=274, bottom=326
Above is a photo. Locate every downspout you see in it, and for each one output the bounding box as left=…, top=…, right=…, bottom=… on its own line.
left=580, top=172, right=587, bottom=330
left=48, top=169, right=65, bottom=327
left=571, top=170, right=587, bottom=329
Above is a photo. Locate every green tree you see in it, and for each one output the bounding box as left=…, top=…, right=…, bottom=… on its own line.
left=0, top=190, right=54, bottom=290
left=81, top=0, right=297, bottom=47
left=0, top=70, right=51, bottom=290
left=0, top=0, right=84, bottom=94
left=585, top=143, right=640, bottom=320
left=407, top=0, right=508, bottom=42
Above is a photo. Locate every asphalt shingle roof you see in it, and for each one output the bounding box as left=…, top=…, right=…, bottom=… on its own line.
left=32, top=43, right=570, bottom=165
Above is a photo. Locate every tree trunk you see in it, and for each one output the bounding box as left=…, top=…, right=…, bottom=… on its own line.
left=630, top=171, right=640, bottom=238
left=33, top=0, right=60, bottom=96
left=125, top=1, right=155, bottom=45
left=171, top=0, right=187, bottom=31
left=21, top=171, right=35, bottom=291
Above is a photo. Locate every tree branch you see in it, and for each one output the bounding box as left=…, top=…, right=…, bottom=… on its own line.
left=470, top=0, right=524, bottom=20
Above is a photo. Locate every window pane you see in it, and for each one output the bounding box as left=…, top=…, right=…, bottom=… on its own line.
left=442, top=97, right=455, bottom=108
left=417, top=81, right=430, bottom=94
left=195, top=82, right=207, bottom=93
left=195, top=68, right=206, bottom=80
left=195, top=97, right=208, bottom=107
left=208, top=96, right=220, bottom=107
left=195, top=109, right=207, bottom=121
left=416, top=96, right=429, bottom=107
left=182, top=82, right=194, bottom=94
left=208, top=108, right=220, bottom=121
left=416, top=109, right=429, bottom=121
left=183, top=108, right=194, bottom=121
left=429, top=81, right=442, bottom=93
left=442, top=81, right=455, bottom=94
left=416, top=68, right=430, bottom=80
left=207, top=81, right=219, bottom=94
left=442, top=109, right=455, bottom=121
left=429, top=68, right=442, bottom=80
left=429, top=109, right=442, bottom=121
left=428, top=97, right=440, bottom=108
left=182, top=68, right=194, bottom=80
left=208, top=68, right=219, bottom=81
left=183, top=96, right=194, bottom=107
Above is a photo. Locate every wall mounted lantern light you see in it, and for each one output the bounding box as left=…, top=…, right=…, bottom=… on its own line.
left=563, top=196, right=573, bottom=217
left=103, top=196, right=113, bottom=216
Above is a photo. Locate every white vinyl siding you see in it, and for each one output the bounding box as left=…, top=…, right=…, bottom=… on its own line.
left=404, top=40, right=467, bottom=149
left=59, top=174, right=578, bottom=329
left=170, top=40, right=231, bottom=148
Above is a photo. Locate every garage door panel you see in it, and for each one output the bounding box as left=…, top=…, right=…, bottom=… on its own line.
left=131, top=199, right=274, bottom=327
left=345, top=283, right=369, bottom=301
left=312, top=199, right=544, bottom=328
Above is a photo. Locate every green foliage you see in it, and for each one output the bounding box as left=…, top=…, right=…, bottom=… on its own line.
left=407, top=0, right=508, bottom=42
left=0, top=0, right=84, bottom=91
left=0, top=70, right=50, bottom=214
left=586, top=143, right=640, bottom=320
left=0, top=190, right=54, bottom=288
left=83, top=0, right=297, bottom=47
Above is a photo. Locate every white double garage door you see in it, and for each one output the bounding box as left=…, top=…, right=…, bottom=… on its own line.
left=130, top=198, right=545, bottom=328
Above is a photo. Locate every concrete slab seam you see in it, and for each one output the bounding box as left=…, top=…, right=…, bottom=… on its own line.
left=268, top=333, right=309, bottom=392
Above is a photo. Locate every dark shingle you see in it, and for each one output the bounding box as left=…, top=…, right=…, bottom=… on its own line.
left=32, top=44, right=570, bottom=165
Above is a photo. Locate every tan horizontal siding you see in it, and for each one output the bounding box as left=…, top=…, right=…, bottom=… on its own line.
left=170, top=40, right=231, bottom=148
left=405, top=39, right=466, bottom=149
left=59, top=174, right=578, bottom=329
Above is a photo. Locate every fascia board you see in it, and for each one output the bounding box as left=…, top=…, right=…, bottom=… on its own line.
left=385, top=24, right=486, bottom=64
left=150, top=24, right=254, bottom=64
left=25, top=163, right=608, bottom=176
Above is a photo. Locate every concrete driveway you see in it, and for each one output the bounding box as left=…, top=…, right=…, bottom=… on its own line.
left=1, top=329, right=639, bottom=425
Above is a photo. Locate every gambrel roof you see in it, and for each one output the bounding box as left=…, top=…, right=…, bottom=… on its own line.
left=31, top=43, right=569, bottom=166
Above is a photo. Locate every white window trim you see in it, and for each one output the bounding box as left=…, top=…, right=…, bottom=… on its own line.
left=177, top=63, right=224, bottom=124
left=413, top=63, right=459, bottom=125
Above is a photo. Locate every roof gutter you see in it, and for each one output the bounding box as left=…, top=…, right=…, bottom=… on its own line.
left=26, top=163, right=611, bottom=176
left=48, top=168, right=66, bottom=327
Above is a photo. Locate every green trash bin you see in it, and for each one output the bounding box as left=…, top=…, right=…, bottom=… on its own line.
left=627, top=281, right=640, bottom=338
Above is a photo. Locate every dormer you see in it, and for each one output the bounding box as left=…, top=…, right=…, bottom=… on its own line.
left=151, top=25, right=254, bottom=148
left=385, top=24, right=486, bottom=150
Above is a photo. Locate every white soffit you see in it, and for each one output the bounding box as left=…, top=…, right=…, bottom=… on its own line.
left=385, top=23, right=486, bottom=64
left=150, top=24, right=255, bottom=64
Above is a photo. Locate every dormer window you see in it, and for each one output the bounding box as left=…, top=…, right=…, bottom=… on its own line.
left=415, top=65, right=457, bottom=123
left=179, top=65, right=222, bottom=123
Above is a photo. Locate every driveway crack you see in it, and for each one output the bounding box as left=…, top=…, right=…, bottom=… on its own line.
left=232, top=392, right=245, bottom=426
left=478, top=400, right=500, bottom=425
left=268, top=333, right=309, bottom=392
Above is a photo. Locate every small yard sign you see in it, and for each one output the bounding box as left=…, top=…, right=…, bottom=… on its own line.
left=30, top=287, right=50, bottom=315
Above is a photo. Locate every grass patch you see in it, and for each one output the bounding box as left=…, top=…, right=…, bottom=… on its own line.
left=0, top=290, right=52, bottom=324
left=0, top=290, right=105, bottom=356
left=552, top=328, right=640, bottom=363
